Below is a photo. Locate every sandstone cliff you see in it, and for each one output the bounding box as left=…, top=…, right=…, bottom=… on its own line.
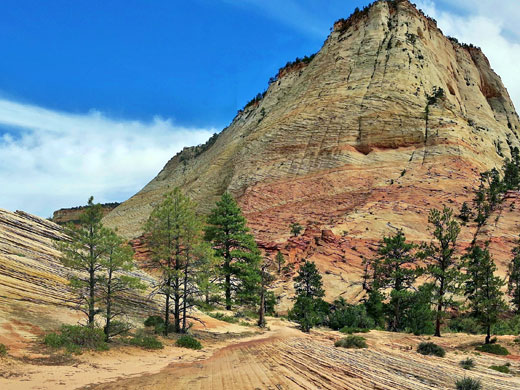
left=103, top=0, right=520, bottom=302
left=52, top=202, right=120, bottom=225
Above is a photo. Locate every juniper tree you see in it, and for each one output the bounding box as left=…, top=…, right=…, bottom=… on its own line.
left=289, top=261, right=328, bottom=332
left=464, top=244, right=506, bottom=344
left=508, top=235, right=520, bottom=313
left=55, top=196, right=107, bottom=326
left=204, top=192, right=261, bottom=310
left=422, top=207, right=462, bottom=337
left=100, top=230, right=145, bottom=341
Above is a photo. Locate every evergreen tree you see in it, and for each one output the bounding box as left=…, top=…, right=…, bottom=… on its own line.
left=204, top=192, right=261, bottom=310
left=289, top=261, right=328, bottom=332
left=143, top=188, right=198, bottom=335
left=502, top=147, right=520, bottom=191
left=100, top=231, right=145, bottom=341
left=372, top=230, right=420, bottom=331
left=290, top=222, right=303, bottom=237
left=508, top=235, right=520, bottom=314
left=422, top=207, right=462, bottom=337
left=276, top=251, right=285, bottom=274
left=257, top=257, right=276, bottom=327
left=464, top=244, right=506, bottom=344
left=55, top=197, right=107, bottom=326
left=459, top=202, right=471, bottom=223
left=401, top=284, right=435, bottom=335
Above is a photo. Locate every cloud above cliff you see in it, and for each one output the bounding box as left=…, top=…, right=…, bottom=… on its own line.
left=416, top=0, right=520, bottom=110
left=0, top=97, right=215, bottom=217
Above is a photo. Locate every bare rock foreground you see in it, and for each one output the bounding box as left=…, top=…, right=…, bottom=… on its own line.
left=82, top=324, right=520, bottom=390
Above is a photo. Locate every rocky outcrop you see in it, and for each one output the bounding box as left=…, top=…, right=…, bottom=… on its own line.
left=52, top=202, right=120, bottom=225
left=103, top=0, right=520, bottom=302
left=0, top=208, right=158, bottom=345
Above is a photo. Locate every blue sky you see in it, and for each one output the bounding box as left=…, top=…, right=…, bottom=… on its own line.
left=1, top=0, right=519, bottom=217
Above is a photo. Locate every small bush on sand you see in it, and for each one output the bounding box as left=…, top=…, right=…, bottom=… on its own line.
left=176, top=335, right=202, bottom=350
left=209, top=312, right=238, bottom=324
left=455, top=377, right=481, bottom=390
left=475, top=343, right=509, bottom=356
left=44, top=325, right=108, bottom=354
left=489, top=364, right=510, bottom=374
left=144, top=315, right=164, bottom=327
left=459, top=358, right=475, bottom=370
left=128, top=333, right=163, bottom=350
left=334, top=335, right=367, bottom=349
left=339, top=327, right=370, bottom=334
left=417, top=342, right=445, bottom=357
left=0, top=343, right=7, bottom=357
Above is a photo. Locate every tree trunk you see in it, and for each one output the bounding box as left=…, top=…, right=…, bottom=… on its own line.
left=435, top=277, right=445, bottom=337
left=485, top=324, right=491, bottom=344
left=174, top=277, right=180, bottom=333
left=164, top=277, right=171, bottom=336
left=104, top=269, right=112, bottom=342
left=224, top=259, right=231, bottom=310
left=258, top=287, right=265, bottom=327
left=182, top=253, right=189, bottom=333
left=88, top=262, right=96, bottom=326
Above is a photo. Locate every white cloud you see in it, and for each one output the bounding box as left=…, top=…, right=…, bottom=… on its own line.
left=0, top=98, right=215, bottom=217
left=416, top=0, right=520, bottom=111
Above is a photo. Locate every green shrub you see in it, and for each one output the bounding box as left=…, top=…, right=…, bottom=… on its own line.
left=0, top=343, right=7, bottom=357
left=459, top=358, right=475, bottom=370
left=475, top=343, right=509, bottom=356
left=339, top=327, right=370, bottom=334
left=455, top=377, right=481, bottom=390
left=489, top=364, right=510, bottom=374
left=128, top=334, right=163, bottom=349
left=417, top=342, right=445, bottom=357
left=448, top=316, right=483, bottom=334
left=328, top=298, right=375, bottom=331
left=144, top=315, right=164, bottom=327
left=209, top=312, right=238, bottom=324
left=334, top=335, right=367, bottom=349
left=492, top=316, right=520, bottom=335
left=106, top=321, right=131, bottom=338
left=176, top=335, right=202, bottom=350
left=153, top=322, right=177, bottom=335
left=44, top=325, right=108, bottom=354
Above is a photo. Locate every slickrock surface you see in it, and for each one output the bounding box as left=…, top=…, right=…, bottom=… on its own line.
left=82, top=326, right=520, bottom=390
left=0, top=208, right=157, bottom=353
left=103, top=0, right=520, bottom=302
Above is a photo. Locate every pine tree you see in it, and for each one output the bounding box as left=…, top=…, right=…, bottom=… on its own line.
left=100, top=230, right=145, bottom=341
left=459, top=202, right=471, bottom=223
left=143, top=188, right=196, bottom=335
left=276, top=251, right=285, bottom=274
left=464, top=244, right=506, bottom=344
left=257, top=257, right=276, bottom=327
left=289, top=261, right=328, bottom=332
left=422, top=207, right=462, bottom=337
left=55, top=196, right=107, bottom=326
left=372, top=230, right=420, bottom=331
left=204, top=192, right=261, bottom=310
left=507, top=235, right=520, bottom=313
left=290, top=222, right=303, bottom=237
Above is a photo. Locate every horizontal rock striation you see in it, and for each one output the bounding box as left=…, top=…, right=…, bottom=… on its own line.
left=103, top=0, right=520, bottom=302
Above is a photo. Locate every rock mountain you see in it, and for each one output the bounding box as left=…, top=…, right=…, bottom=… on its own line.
left=104, top=0, right=519, bottom=303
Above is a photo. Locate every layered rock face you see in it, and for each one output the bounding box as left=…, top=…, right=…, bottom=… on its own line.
left=52, top=202, right=120, bottom=225
left=104, top=0, right=520, bottom=301
left=0, top=208, right=158, bottom=348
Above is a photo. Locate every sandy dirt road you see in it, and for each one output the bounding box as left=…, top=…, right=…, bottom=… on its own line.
left=85, top=327, right=520, bottom=390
